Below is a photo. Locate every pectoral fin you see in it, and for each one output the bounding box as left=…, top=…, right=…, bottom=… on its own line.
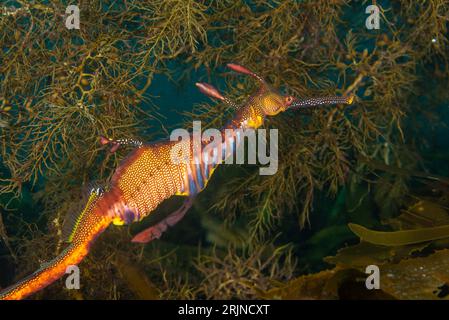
left=131, top=197, right=195, bottom=244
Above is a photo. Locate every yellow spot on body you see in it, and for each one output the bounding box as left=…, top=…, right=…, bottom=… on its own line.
left=248, top=115, right=263, bottom=128
left=112, top=217, right=125, bottom=225
left=347, top=95, right=354, bottom=104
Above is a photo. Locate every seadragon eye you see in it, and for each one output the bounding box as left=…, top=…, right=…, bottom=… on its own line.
left=285, top=96, right=294, bottom=105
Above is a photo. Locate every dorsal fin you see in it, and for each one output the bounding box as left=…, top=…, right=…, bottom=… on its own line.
left=226, top=63, right=269, bottom=94
left=62, top=185, right=105, bottom=243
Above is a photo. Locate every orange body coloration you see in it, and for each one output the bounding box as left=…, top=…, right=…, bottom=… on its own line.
left=100, top=140, right=191, bottom=226
left=0, top=64, right=353, bottom=300
left=0, top=193, right=111, bottom=300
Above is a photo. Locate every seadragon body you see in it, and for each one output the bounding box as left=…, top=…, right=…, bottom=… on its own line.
left=0, top=64, right=353, bottom=300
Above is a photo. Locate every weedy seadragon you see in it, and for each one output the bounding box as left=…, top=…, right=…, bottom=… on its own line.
left=0, top=64, right=353, bottom=299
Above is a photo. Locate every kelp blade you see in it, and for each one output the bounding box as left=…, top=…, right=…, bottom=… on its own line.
left=348, top=223, right=449, bottom=246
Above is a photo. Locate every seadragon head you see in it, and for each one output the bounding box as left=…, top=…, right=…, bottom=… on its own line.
left=196, top=63, right=354, bottom=128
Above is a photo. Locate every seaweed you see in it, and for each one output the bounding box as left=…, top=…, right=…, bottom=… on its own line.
left=1, top=0, right=449, bottom=299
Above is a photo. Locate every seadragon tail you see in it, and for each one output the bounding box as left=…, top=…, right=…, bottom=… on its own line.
left=0, top=189, right=112, bottom=300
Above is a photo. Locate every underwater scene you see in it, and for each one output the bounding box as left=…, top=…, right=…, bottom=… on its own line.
left=0, top=0, right=449, bottom=301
